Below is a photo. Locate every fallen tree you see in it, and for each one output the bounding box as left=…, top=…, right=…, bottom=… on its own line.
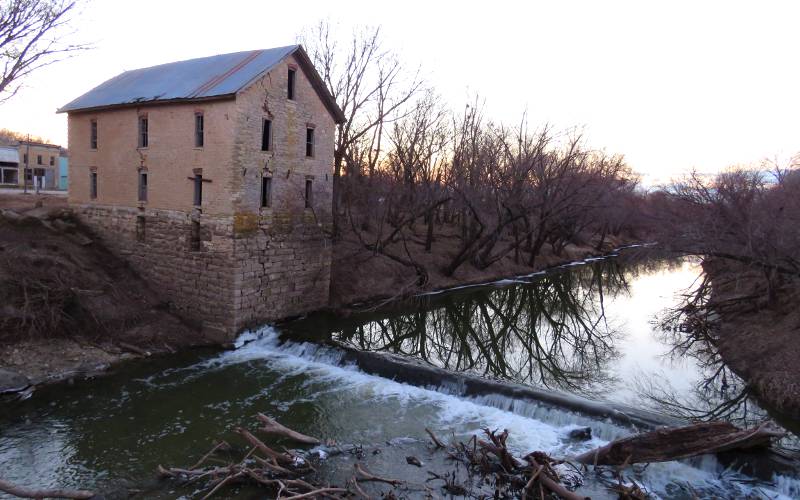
left=574, top=421, right=784, bottom=466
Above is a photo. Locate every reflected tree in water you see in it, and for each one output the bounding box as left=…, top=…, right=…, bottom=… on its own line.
left=334, top=259, right=637, bottom=395
left=642, top=270, right=765, bottom=427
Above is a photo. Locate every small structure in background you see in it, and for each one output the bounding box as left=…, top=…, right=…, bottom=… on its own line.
left=0, top=136, right=65, bottom=191
left=59, top=45, right=344, bottom=338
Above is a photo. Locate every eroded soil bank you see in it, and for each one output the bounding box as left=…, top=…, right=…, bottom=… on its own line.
left=0, top=193, right=216, bottom=392
left=708, top=263, right=800, bottom=422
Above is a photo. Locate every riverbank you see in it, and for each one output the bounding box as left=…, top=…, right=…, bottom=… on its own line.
left=0, top=192, right=636, bottom=393
left=330, top=223, right=631, bottom=308
left=709, top=264, right=800, bottom=420
left=0, top=193, right=217, bottom=393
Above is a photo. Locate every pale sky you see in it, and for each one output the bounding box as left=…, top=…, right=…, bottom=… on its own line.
left=1, top=0, right=798, bottom=184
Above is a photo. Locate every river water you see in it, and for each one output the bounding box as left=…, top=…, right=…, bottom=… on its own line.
left=1, top=250, right=798, bottom=499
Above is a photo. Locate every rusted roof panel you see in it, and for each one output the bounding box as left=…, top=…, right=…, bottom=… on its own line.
left=59, top=45, right=298, bottom=113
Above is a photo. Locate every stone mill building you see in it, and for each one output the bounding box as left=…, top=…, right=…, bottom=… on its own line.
left=59, top=45, right=345, bottom=338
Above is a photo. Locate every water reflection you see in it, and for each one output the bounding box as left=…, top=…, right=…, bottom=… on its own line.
left=642, top=271, right=799, bottom=440
left=309, top=254, right=685, bottom=397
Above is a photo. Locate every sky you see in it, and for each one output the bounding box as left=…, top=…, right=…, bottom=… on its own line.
left=1, top=0, right=798, bottom=184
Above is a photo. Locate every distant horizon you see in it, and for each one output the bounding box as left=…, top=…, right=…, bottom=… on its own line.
left=1, top=0, right=798, bottom=186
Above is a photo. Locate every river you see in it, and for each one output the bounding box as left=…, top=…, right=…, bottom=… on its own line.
left=1, top=250, right=798, bottom=499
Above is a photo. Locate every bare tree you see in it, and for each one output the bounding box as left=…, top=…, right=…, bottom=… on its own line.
left=0, top=0, right=88, bottom=102
left=300, top=21, right=424, bottom=236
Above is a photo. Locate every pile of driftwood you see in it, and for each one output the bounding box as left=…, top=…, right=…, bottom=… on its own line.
left=159, top=413, right=416, bottom=499
left=154, top=416, right=785, bottom=499
left=435, top=427, right=588, bottom=499
left=0, top=415, right=784, bottom=499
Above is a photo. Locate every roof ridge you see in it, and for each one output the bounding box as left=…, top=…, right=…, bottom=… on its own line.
left=188, top=49, right=264, bottom=98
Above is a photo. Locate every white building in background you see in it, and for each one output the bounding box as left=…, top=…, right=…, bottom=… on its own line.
left=0, top=140, right=65, bottom=190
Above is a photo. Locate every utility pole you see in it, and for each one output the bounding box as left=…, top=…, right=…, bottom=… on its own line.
left=23, top=135, right=30, bottom=195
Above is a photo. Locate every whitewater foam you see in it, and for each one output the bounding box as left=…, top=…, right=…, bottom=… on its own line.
left=219, top=326, right=799, bottom=499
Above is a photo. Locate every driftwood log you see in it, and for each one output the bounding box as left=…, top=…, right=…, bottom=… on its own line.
left=0, top=478, right=95, bottom=499
left=256, top=413, right=321, bottom=445
left=575, top=421, right=784, bottom=466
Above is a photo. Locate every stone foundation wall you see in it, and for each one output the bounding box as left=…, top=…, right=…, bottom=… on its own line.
left=232, top=210, right=332, bottom=330
left=74, top=204, right=332, bottom=339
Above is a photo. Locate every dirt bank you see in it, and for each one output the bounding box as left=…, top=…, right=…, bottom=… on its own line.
left=0, top=191, right=632, bottom=392
left=330, top=223, right=629, bottom=308
left=0, top=192, right=214, bottom=391
left=709, top=264, right=800, bottom=419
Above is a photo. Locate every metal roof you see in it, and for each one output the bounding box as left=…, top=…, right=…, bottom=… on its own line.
left=58, top=45, right=345, bottom=122
left=0, top=147, right=19, bottom=164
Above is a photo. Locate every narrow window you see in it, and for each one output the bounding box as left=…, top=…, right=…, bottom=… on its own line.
left=260, top=176, right=272, bottom=208
left=287, top=68, right=296, bottom=100
left=193, top=174, right=203, bottom=206
left=304, top=179, right=312, bottom=208
left=90, top=119, right=98, bottom=149
left=136, top=215, right=146, bottom=242
left=23, top=153, right=27, bottom=164
left=190, top=220, right=201, bottom=251
left=138, top=115, right=149, bottom=148
left=138, top=171, right=148, bottom=202
left=49, top=156, right=55, bottom=166
left=194, top=113, right=204, bottom=147
left=37, top=155, right=42, bottom=165
left=261, top=119, right=272, bottom=151
left=90, top=171, right=97, bottom=199
left=305, top=128, right=314, bottom=157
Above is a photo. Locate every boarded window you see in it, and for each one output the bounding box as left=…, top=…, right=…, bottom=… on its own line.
left=138, top=171, right=148, bottom=202
left=287, top=68, right=296, bottom=100
left=261, top=119, right=272, bottom=151
left=136, top=215, right=146, bottom=242
left=90, top=171, right=97, bottom=199
left=90, top=119, right=98, bottom=149
left=193, top=174, right=203, bottom=206
left=138, top=116, right=149, bottom=148
left=306, top=128, right=314, bottom=157
left=260, top=176, right=272, bottom=208
left=305, top=179, right=312, bottom=208
left=194, top=113, right=204, bottom=147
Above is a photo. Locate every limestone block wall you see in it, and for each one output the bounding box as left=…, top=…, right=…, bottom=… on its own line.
left=232, top=211, right=331, bottom=330
left=75, top=204, right=238, bottom=338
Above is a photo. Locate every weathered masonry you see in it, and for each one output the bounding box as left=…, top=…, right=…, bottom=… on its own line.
left=59, top=46, right=345, bottom=338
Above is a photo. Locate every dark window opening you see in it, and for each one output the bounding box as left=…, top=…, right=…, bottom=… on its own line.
left=90, top=119, right=98, bottom=149
left=49, top=156, right=55, bottom=166
left=194, top=113, right=204, bottom=147
left=306, top=128, right=314, bottom=157
left=193, top=174, right=203, bottom=206
left=287, top=68, right=296, bottom=100
left=138, top=171, right=148, bottom=202
left=136, top=215, right=146, bottom=242
left=190, top=220, right=201, bottom=251
left=90, top=172, right=97, bottom=199
left=261, top=119, right=272, bottom=151
left=138, top=116, right=149, bottom=148
left=23, top=153, right=28, bottom=164
left=305, top=179, right=312, bottom=208
left=261, top=176, right=272, bottom=208
left=37, top=155, right=42, bottom=165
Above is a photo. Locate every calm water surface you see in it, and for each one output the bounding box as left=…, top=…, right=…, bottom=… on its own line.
left=0, top=251, right=797, bottom=499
